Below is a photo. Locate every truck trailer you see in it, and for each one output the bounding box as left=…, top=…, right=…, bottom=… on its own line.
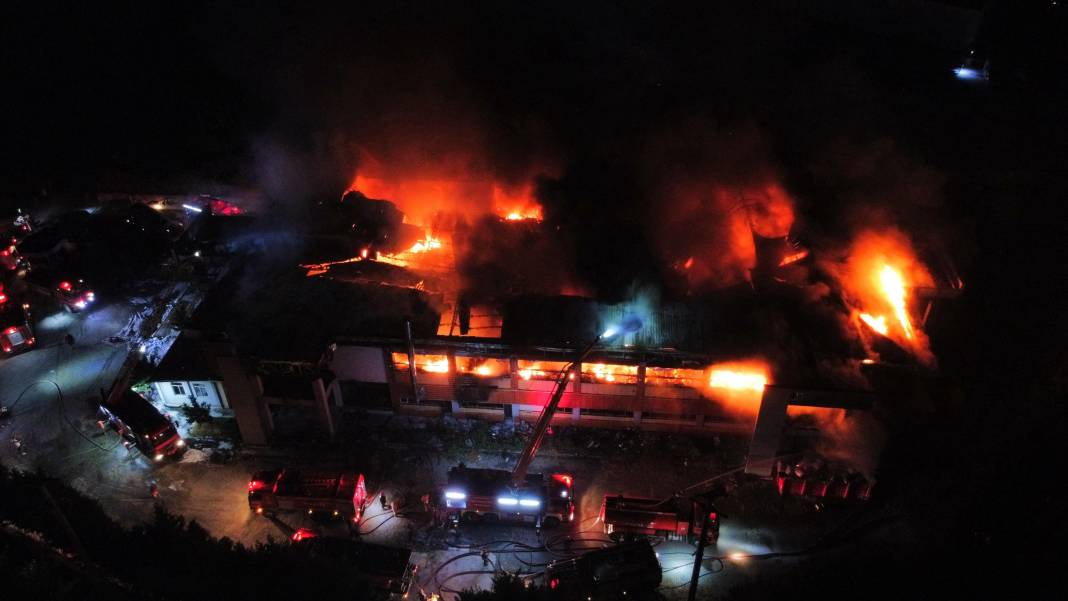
left=248, top=469, right=368, bottom=525
left=600, top=494, right=719, bottom=545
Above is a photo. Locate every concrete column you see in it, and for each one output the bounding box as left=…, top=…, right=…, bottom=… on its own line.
left=312, top=378, right=336, bottom=440
left=216, top=355, right=272, bottom=446
left=744, top=388, right=791, bottom=477
left=571, top=407, right=581, bottom=423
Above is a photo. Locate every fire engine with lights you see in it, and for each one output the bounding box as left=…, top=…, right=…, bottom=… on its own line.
left=1, top=241, right=29, bottom=273
left=544, top=540, right=662, bottom=601
left=289, top=529, right=415, bottom=599
left=443, top=466, right=574, bottom=528
left=441, top=322, right=640, bottom=530
left=0, top=287, right=35, bottom=356
left=21, top=270, right=96, bottom=313
left=98, top=389, right=185, bottom=462
left=599, top=494, right=719, bottom=545
left=248, top=469, right=368, bottom=526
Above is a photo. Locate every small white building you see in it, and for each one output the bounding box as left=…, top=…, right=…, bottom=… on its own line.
left=150, top=331, right=231, bottom=416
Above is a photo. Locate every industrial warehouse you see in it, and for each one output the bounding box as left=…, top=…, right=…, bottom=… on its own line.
left=2, top=2, right=1064, bottom=600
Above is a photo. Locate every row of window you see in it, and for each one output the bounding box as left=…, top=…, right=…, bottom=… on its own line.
left=169, top=382, right=212, bottom=398
left=390, top=353, right=705, bottom=388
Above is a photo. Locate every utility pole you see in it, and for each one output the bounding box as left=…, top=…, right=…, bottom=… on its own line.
left=687, top=493, right=714, bottom=601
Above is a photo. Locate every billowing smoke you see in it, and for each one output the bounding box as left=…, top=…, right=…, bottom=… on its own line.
left=641, top=121, right=796, bottom=294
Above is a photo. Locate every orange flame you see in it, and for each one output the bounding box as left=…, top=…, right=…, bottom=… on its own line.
left=408, top=231, right=443, bottom=254
left=708, top=369, right=768, bottom=392
left=704, top=359, right=770, bottom=417
left=878, top=264, right=914, bottom=340
left=494, top=182, right=543, bottom=222
left=858, top=313, right=888, bottom=336
left=838, top=230, right=935, bottom=362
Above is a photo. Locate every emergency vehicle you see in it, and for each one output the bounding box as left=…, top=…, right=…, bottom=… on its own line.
left=0, top=288, right=34, bottom=355
left=599, top=494, right=719, bottom=545
left=98, top=390, right=185, bottom=462
left=248, top=469, right=368, bottom=525
left=442, top=466, right=573, bottom=528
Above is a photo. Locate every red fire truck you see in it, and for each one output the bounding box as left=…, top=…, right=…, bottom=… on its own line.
left=600, top=495, right=719, bottom=545
left=248, top=469, right=368, bottom=525
left=98, top=390, right=185, bottom=462
left=439, top=324, right=644, bottom=530
left=0, top=288, right=34, bottom=356
left=442, top=466, right=574, bottom=528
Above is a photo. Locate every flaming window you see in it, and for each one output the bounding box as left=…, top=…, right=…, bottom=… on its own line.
left=580, top=363, right=638, bottom=384
left=516, top=360, right=571, bottom=382
left=455, top=357, right=509, bottom=378
left=645, top=366, right=705, bottom=388
left=391, top=352, right=450, bottom=374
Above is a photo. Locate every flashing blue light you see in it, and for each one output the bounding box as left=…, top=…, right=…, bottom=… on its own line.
left=182, top=203, right=203, bottom=213
left=953, top=67, right=983, bottom=81
left=519, top=498, right=540, bottom=507
left=497, top=497, right=519, bottom=506
left=444, top=491, right=466, bottom=500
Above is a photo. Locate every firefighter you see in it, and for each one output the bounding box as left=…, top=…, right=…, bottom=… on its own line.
left=480, top=548, right=490, bottom=567
left=148, top=479, right=160, bottom=499
left=380, top=492, right=389, bottom=511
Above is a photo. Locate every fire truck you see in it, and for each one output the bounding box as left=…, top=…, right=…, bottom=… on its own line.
left=22, top=273, right=96, bottom=313
left=290, top=530, right=415, bottom=599
left=440, top=322, right=640, bottom=530
left=442, top=465, right=573, bottom=527
left=545, top=540, right=662, bottom=601
left=98, top=390, right=185, bottom=462
left=248, top=469, right=368, bottom=525
left=599, top=495, right=719, bottom=545
left=0, top=287, right=34, bottom=356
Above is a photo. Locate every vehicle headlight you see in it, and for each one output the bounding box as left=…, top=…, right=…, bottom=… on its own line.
left=444, top=491, right=466, bottom=500
left=519, top=499, right=540, bottom=508
left=154, top=453, right=164, bottom=461
left=497, top=497, right=518, bottom=506
left=176, top=439, right=185, bottom=448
